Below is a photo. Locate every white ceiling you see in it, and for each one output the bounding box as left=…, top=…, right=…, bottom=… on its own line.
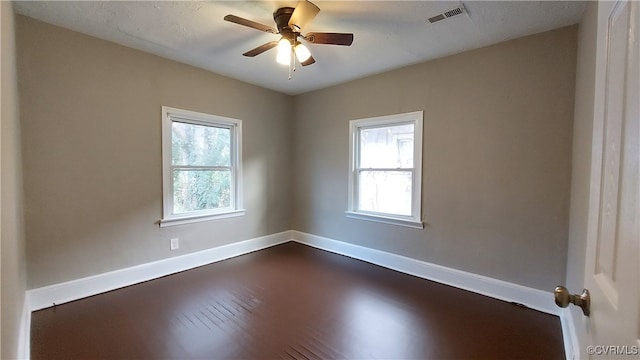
left=13, top=1, right=585, bottom=95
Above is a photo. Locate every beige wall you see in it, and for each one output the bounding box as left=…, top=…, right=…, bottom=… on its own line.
left=565, top=0, right=597, bottom=350
left=17, top=16, right=293, bottom=288
left=292, top=26, right=578, bottom=291
left=17, top=11, right=579, bottom=294
left=1, top=2, right=27, bottom=359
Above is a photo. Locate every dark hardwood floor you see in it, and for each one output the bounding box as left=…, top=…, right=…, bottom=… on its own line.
left=31, top=242, right=564, bottom=359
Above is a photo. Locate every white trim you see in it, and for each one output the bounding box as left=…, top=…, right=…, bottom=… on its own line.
left=559, top=308, right=581, bottom=360
left=159, top=209, right=246, bottom=227
left=345, top=211, right=424, bottom=229
left=161, top=106, right=244, bottom=225
left=27, top=231, right=292, bottom=311
left=17, top=296, right=31, bottom=359
left=291, top=230, right=559, bottom=316
left=347, top=111, right=423, bottom=225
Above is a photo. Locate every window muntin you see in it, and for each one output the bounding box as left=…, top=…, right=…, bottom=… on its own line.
left=161, top=107, right=243, bottom=227
left=347, top=112, right=423, bottom=228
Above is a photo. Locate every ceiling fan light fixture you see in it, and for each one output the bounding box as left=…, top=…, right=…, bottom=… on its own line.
left=276, top=38, right=292, bottom=65
left=225, top=0, right=354, bottom=70
left=294, top=42, right=311, bottom=62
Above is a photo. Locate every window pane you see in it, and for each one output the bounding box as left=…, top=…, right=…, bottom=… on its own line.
left=359, top=124, right=414, bottom=169
left=358, top=171, right=412, bottom=216
left=172, top=121, right=230, bottom=166
left=173, top=170, right=231, bottom=214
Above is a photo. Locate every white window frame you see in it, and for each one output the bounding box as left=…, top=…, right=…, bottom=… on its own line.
left=346, top=111, right=424, bottom=229
left=160, top=106, right=244, bottom=227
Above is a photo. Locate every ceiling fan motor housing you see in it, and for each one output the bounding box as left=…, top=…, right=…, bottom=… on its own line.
left=274, top=7, right=297, bottom=42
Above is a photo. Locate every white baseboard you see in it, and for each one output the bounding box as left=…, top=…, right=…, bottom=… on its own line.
left=292, top=230, right=559, bottom=316
left=560, top=308, right=581, bottom=360
left=27, top=231, right=292, bottom=311
left=17, top=295, right=31, bottom=359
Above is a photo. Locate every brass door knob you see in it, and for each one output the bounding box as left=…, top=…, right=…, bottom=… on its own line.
left=554, top=286, right=590, bottom=316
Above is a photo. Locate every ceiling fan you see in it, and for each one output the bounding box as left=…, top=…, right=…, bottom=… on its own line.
left=224, top=0, right=353, bottom=69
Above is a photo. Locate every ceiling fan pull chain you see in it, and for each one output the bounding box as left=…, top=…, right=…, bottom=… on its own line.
left=288, top=44, right=295, bottom=80
left=292, top=45, right=297, bottom=73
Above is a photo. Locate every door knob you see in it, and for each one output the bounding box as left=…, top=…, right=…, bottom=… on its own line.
left=554, top=286, right=590, bottom=316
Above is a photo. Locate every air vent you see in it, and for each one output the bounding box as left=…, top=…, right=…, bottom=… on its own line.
left=427, top=5, right=466, bottom=23
left=444, top=7, right=463, bottom=18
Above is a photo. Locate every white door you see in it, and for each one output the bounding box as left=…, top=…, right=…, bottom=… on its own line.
left=583, top=0, right=639, bottom=358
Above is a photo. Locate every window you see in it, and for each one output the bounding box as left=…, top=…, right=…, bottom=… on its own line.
left=160, top=106, right=244, bottom=227
left=347, top=111, right=423, bottom=228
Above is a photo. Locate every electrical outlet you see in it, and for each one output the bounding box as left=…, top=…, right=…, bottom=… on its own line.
left=170, top=238, right=179, bottom=251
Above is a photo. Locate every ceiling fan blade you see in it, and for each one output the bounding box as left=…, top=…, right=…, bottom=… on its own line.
left=242, top=41, right=279, bottom=57
left=300, top=55, right=316, bottom=66
left=288, top=0, right=320, bottom=31
left=305, top=32, right=354, bottom=46
left=224, top=14, right=277, bottom=34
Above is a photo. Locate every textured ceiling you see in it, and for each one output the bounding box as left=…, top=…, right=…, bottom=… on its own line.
left=14, top=1, right=586, bottom=95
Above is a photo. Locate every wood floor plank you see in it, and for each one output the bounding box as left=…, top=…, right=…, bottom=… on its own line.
left=31, top=242, right=564, bottom=359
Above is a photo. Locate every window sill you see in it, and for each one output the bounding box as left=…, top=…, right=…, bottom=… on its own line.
left=345, top=211, right=424, bottom=229
left=160, top=209, right=246, bottom=228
